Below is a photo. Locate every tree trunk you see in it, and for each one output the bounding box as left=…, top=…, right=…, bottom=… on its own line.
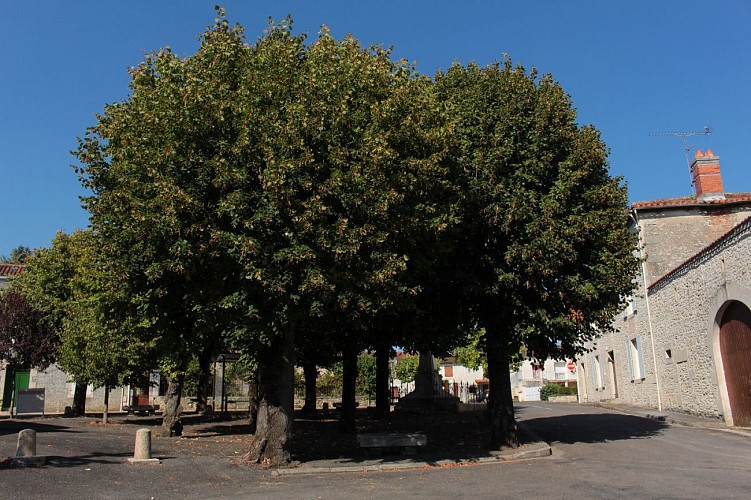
left=72, top=381, right=87, bottom=416
left=375, top=343, right=391, bottom=418
left=301, top=362, right=318, bottom=415
left=486, top=323, right=519, bottom=449
left=158, top=374, right=184, bottom=437
left=195, top=347, right=213, bottom=414
left=340, top=342, right=358, bottom=433
left=244, top=325, right=295, bottom=467
left=248, top=372, right=259, bottom=434
left=102, top=387, right=109, bottom=425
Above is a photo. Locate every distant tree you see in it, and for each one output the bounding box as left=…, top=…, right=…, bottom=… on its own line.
left=0, top=246, right=32, bottom=264
left=14, top=230, right=149, bottom=420
left=436, top=60, right=639, bottom=449
left=356, top=353, right=377, bottom=401
left=0, top=289, right=57, bottom=370
left=0, top=289, right=57, bottom=413
left=453, top=328, right=525, bottom=374
left=394, top=354, right=419, bottom=384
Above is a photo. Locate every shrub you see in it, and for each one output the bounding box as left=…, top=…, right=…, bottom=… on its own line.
left=540, top=383, right=577, bottom=400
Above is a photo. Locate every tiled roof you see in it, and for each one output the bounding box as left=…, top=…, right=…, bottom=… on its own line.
left=0, top=263, right=25, bottom=277
left=632, top=192, right=751, bottom=210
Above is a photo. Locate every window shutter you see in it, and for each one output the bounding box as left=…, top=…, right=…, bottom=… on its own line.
left=636, top=336, right=646, bottom=380
left=592, top=358, right=598, bottom=390
left=598, top=355, right=606, bottom=389
left=626, top=340, right=634, bottom=382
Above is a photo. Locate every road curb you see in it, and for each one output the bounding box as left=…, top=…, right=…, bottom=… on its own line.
left=270, top=423, right=552, bottom=476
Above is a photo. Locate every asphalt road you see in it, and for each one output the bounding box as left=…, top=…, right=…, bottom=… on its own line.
left=2, top=403, right=750, bottom=499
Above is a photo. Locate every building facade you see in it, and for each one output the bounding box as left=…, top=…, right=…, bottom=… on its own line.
left=578, top=150, right=751, bottom=426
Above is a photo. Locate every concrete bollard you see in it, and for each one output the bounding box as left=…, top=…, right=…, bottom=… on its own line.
left=134, top=428, right=152, bottom=460
left=16, top=429, right=37, bottom=457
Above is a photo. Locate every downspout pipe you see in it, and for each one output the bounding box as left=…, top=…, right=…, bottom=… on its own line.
left=632, top=209, right=663, bottom=411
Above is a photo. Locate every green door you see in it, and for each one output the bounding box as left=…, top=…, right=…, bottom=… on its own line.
left=13, top=370, right=30, bottom=409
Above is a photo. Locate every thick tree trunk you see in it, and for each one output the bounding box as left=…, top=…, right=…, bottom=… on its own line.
left=375, top=343, right=391, bottom=418
left=102, top=387, right=109, bottom=424
left=248, top=373, right=259, bottom=434
left=486, top=324, right=519, bottom=449
left=301, top=362, right=318, bottom=415
left=72, top=381, right=87, bottom=416
left=158, top=375, right=184, bottom=437
left=195, top=347, right=213, bottom=414
left=244, top=325, right=295, bottom=467
left=340, top=343, right=358, bottom=433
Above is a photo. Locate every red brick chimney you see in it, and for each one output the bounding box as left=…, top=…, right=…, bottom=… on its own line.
left=691, top=149, right=725, bottom=201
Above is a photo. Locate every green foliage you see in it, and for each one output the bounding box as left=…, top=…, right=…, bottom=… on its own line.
left=435, top=59, right=640, bottom=361
left=356, top=353, right=377, bottom=399
left=540, top=383, right=577, bottom=401
left=316, top=365, right=343, bottom=396
left=394, top=354, right=419, bottom=383
left=454, top=329, right=526, bottom=373
left=454, top=329, right=487, bottom=372
left=15, top=231, right=150, bottom=388
left=0, top=246, right=32, bottom=264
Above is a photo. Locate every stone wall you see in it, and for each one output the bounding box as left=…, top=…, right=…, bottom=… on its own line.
left=648, top=222, right=751, bottom=419
left=578, top=205, right=751, bottom=421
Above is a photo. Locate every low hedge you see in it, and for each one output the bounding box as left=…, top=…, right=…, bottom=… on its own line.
left=540, top=383, right=577, bottom=401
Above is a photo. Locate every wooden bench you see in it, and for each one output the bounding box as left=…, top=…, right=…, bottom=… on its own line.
left=124, top=404, right=160, bottom=416
left=332, top=401, right=360, bottom=409
left=356, top=433, right=427, bottom=456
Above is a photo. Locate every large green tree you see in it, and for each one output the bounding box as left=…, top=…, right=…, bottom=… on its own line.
left=74, top=10, right=453, bottom=464
left=14, top=230, right=147, bottom=420
left=75, top=10, right=250, bottom=436
left=15, top=232, right=91, bottom=415
left=435, top=60, right=639, bottom=449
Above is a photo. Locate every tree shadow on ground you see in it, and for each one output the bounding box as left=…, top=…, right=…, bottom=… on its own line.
left=116, top=411, right=248, bottom=431
left=0, top=420, right=78, bottom=437
left=520, top=412, right=667, bottom=444
left=43, top=451, right=175, bottom=468
left=287, top=407, right=514, bottom=464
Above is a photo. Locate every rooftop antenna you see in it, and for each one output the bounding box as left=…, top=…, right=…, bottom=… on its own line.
left=649, top=126, right=712, bottom=185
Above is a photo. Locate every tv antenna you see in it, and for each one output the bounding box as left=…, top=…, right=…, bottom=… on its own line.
left=650, top=126, right=712, bottom=186
left=649, top=126, right=712, bottom=166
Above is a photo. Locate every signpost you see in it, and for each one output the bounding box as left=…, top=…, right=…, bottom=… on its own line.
left=567, top=361, right=576, bottom=372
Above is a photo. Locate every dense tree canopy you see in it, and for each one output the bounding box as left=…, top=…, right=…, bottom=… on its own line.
left=74, top=10, right=455, bottom=462
left=68, top=8, right=637, bottom=462
left=435, top=60, right=639, bottom=447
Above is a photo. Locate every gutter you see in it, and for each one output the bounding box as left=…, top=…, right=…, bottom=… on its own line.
left=632, top=208, right=663, bottom=411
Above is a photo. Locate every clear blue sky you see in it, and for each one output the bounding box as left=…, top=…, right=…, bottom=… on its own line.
left=2, top=1, right=750, bottom=256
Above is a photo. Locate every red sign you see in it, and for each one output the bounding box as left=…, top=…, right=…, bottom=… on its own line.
left=567, top=361, right=576, bottom=372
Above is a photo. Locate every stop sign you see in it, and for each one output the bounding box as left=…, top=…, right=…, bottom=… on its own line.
left=567, top=361, right=576, bottom=372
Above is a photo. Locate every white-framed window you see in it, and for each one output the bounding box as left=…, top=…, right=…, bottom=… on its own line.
left=554, top=362, right=566, bottom=380
left=626, top=336, right=646, bottom=381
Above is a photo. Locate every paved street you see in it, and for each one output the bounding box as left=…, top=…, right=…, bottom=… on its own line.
left=2, top=403, right=750, bottom=499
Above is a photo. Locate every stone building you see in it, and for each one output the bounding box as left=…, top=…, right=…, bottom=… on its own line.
left=578, top=150, right=751, bottom=427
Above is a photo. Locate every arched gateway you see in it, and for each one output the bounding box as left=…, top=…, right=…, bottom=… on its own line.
left=720, top=301, right=751, bottom=427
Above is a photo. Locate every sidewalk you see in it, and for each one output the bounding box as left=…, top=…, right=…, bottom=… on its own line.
left=592, top=401, right=751, bottom=437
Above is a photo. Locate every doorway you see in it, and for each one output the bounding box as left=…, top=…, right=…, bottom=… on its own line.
left=720, top=301, right=751, bottom=427
left=608, top=351, right=618, bottom=399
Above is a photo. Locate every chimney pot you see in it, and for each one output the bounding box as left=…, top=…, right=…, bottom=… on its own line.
left=690, top=149, right=724, bottom=202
